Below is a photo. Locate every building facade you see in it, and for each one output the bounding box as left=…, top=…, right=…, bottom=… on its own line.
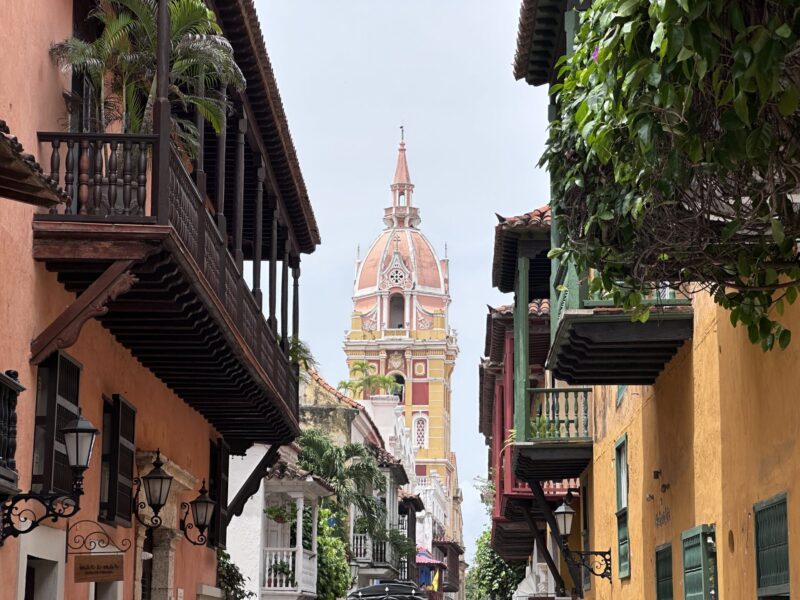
left=476, top=1, right=800, bottom=599
left=0, top=1, right=319, bottom=599
left=343, top=140, right=464, bottom=596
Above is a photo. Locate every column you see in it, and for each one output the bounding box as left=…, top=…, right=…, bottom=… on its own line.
left=281, top=248, right=290, bottom=354
left=252, top=156, right=264, bottom=307
left=292, top=262, right=300, bottom=344
left=269, top=211, right=278, bottom=334
left=233, top=115, right=246, bottom=271
left=215, top=86, right=228, bottom=239
left=150, top=528, right=181, bottom=600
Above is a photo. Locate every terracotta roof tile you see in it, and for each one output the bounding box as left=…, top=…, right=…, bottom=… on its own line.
left=266, top=460, right=334, bottom=492
left=0, top=120, right=67, bottom=207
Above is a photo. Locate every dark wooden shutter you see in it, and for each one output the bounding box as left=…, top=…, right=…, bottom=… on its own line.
left=656, top=544, right=673, bottom=600
left=208, top=437, right=230, bottom=548
left=114, top=395, right=136, bottom=524
left=682, top=525, right=716, bottom=600
left=581, top=479, right=591, bottom=591
left=99, top=395, right=136, bottom=525
left=755, top=494, right=789, bottom=597
left=52, top=354, right=81, bottom=494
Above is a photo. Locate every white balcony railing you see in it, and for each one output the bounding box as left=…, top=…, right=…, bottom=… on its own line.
left=262, top=547, right=318, bottom=594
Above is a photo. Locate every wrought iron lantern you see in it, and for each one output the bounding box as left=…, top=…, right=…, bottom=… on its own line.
left=134, top=450, right=174, bottom=528
left=181, top=480, right=215, bottom=545
left=554, top=499, right=612, bottom=581
left=0, top=411, right=98, bottom=545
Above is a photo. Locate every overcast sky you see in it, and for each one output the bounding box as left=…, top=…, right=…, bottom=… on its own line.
left=255, top=0, right=551, bottom=561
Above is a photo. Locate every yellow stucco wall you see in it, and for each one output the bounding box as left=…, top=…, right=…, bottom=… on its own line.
left=584, top=290, right=800, bottom=598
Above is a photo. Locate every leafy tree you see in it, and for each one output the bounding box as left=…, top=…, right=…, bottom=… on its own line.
left=316, top=508, right=353, bottom=600
left=465, top=530, right=524, bottom=600
left=216, top=549, right=256, bottom=600
left=542, top=0, right=800, bottom=349
left=297, top=429, right=387, bottom=538
left=338, top=360, right=399, bottom=398
left=51, top=0, right=245, bottom=154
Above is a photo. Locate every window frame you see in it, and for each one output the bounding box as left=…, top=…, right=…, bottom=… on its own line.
left=754, top=492, right=790, bottom=598
left=412, top=413, right=429, bottom=449
left=655, top=542, right=673, bottom=600
left=615, top=433, right=630, bottom=579
left=681, top=524, right=717, bottom=600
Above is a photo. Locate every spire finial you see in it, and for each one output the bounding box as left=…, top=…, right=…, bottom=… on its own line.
left=400, top=124, right=404, bottom=143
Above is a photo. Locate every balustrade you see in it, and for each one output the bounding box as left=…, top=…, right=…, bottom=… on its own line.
left=39, top=133, right=156, bottom=216
left=527, top=388, right=592, bottom=441
left=352, top=533, right=371, bottom=561
left=262, top=548, right=297, bottom=590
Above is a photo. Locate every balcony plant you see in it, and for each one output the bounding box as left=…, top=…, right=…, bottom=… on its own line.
left=542, top=0, right=800, bottom=350
left=267, top=561, right=296, bottom=587
left=265, top=502, right=296, bottom=525
left=530, top=415, right=558, bottom=439
left=216, top=549, right=255, bottom=600
left=50, top=0, right=245, bottom=156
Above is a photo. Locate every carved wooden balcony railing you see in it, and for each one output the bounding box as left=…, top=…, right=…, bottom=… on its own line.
left=0, top=371, right=24, bottom=498
left=33, top=132, right=299, bottom=447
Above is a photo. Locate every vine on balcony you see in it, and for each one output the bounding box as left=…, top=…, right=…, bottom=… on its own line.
left=542, top=0, right=800, bottom=349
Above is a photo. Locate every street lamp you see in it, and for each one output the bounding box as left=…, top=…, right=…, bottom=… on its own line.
left=553, top=498, right=612, bottom=582
left=181, top=480, right=216, bottom=545
left=134, top=450, right=174, bottom=528
left=0, top=411, right=98, bottom=545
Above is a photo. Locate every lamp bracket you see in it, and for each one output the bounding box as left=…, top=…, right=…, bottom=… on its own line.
left=180, top=502, right=208, bottom=546
left=0, top=478, right=84, bottom=546
left=132, top=477, right=163, bottom=529
left=66, top=519, right=132, bottom=556
left=563, top=547, right=612, bottom=581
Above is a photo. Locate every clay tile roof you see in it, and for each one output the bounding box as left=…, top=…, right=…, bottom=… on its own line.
left=213, top=0, right=320, bottom=252
left=308, top=369, right=361, bottom=409
left=0, top=120, right=67, bottom=207
left=266, top=460, right=334, bottom=492
left=399, top=489, right=425, bottom=512
left=492, top=205, right=551, bottom=293
left=369, top=444, right=401, bottom=467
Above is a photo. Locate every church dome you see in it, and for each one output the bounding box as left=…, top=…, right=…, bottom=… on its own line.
left=351, top=137, right=450, bottom=327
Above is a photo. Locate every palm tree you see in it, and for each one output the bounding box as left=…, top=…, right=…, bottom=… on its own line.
left=296, top=429, right=387, bottom=539
left=51, top=0, right=245, bottom=154
left=337, top=360, right=399, bottom=399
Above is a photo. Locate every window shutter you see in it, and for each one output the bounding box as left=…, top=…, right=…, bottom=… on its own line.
left=581, top=479, right=591, bottom=591
left=656, top=544, right=673, bottom=600
left=114, top=395, right=136, bottom=524
left=617, top=509, right=630, bottom=578
left=682, top=525, right=716, bottom=600
left=755, top=494, right=789, bottom=597
left=208, top=438, right=230, bottom=548
left=615, top=434, right=630, bottom=578
left=34, top=354, right=82, bottom=495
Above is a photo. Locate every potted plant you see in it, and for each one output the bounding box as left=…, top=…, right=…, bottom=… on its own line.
left=265, top=503, right=296, bottom=525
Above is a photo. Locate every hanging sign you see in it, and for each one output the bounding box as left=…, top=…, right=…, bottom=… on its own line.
left=74, top=554, right=124, bottom=582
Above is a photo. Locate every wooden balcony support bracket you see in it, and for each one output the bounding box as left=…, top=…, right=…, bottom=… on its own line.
left=226, top=444, right=281, bottom=524
left=529, top=479, right=584, bottom=592
left=30, top=260, right=138, bottom=364
left=522, top=504, right=565, bottom=596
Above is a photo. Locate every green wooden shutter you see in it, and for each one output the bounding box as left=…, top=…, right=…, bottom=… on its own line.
left=656, top=543, right=673, bottom=600
left=682, top=525, right=717, bottom=600
left=755, top=494, right=789, bottom=597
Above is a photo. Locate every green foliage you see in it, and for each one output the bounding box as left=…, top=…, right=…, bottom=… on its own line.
left=216, top=549, right=255, bottom=600
left=530, top=415, right=558, bottom=439
left=316, top=508, right=353, bottom=600
left=465, top=530, right=525, bottom=600
left=289, top=338, right=318, bottom=371
left=474, top=474, right=496, bottom=515
left=297, top=429, right=387, bottom=538
left=264, top=502, right=297, bottom=524
left=542, top=0, right=800, bottom=350
left=338, top=360, right=400, bottom=398
left=51, top=0, right=245, bottom=155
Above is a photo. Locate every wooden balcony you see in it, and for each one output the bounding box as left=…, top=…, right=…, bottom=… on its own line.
left=31, top=132, right=302, bottom=450
left=513, top=388, right=593, bottom=482
left=0, top=370, right=24, bottom=498
left=432, top=537, right=462, bottom=593
left=547, top=280, right=693, bottom=385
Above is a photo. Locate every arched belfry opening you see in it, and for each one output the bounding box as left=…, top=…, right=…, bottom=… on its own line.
left=389, top=294, right=405, bottom=329
left=392, top=374, right=405, bottom=402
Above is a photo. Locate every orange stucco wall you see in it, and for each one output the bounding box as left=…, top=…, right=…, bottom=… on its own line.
left=584, top=291, right=800, bottom=598
left=0, top=2, right=220, bottom=598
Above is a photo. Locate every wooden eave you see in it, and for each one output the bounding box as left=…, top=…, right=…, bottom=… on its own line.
left=513, top=439, right=593, bottom=481
left=208, top=0, right=320, bottom=254
left=32, top=218, right=299, bottom=451
left=513, top=0, right=569, bottom=86
left=546, top=307, right=694, bottom=385
left=491, top=230, right=551, bottom=297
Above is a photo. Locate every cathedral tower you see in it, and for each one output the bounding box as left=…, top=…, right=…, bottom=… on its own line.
left=344, top=136, right=463, bottom=547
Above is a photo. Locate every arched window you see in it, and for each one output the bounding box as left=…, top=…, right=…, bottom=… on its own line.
left=413, top=414, right=428, bottom=449
left=389, top=294, right=405, bottom=329
left=392, top=374, right=405, bottom=403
